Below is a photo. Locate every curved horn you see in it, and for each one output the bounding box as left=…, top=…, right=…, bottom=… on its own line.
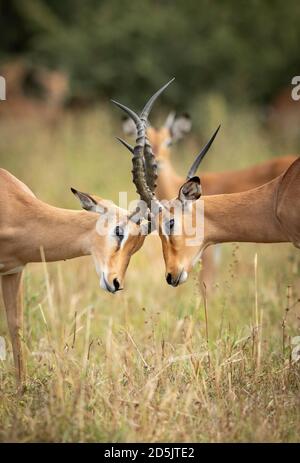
left=186, top=125, right=221, bottom=180
left=111, top=100, right=140, bottom=125
left=111, top=100, right=153, bottom=207
left=143, top=135, right=158, bottom=193
left=112, top=80, right=175, bottom=212
left=140, top=78, right=175, bottom=122
left=116, top=137, right=146, bottom=171
left=141, top=78, right=175, bottom=193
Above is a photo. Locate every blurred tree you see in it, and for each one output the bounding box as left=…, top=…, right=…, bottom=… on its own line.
left=0, top=0, right=300, bottom=109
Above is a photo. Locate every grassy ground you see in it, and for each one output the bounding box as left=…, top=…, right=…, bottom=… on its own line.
left=0, top=100, right=299, bottom=442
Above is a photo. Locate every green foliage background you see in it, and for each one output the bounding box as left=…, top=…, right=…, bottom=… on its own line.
left=1, top=0, right=300, bottom=108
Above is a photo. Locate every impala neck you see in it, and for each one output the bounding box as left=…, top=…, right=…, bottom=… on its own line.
left=202, top=178, right=288, bottom=246
left=17, top=201, right=97, bottom=264
left=156, top=156, right=182, bottom=200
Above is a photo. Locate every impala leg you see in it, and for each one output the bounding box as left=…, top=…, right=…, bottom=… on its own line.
left=1, top=271, right=26, bottom=385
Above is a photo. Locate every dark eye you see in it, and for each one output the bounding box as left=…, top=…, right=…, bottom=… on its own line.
left=115, top=226, right=124, bottom=241
left=166, top=218, right=175, bottom=235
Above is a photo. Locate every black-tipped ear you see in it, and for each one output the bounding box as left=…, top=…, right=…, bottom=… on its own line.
left=71, top=188, right=98, bottom=212
left=178, top=176, right=201, bottom=202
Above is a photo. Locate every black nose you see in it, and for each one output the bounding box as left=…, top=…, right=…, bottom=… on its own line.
left=166, top=273, right=172, bottom=285
left=113, top=278, right=120, bottom=291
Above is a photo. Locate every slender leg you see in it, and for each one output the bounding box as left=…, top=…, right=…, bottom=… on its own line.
left=1, top=271, right=26, bottom=385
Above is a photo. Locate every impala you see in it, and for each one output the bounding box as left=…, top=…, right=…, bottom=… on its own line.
left=121, top=108, right=297, bottom=289
left=114, top=81, right=300, bottom=287
left=1, top=79, right=178, bottom=385
left=0, top=171, right=148, bottom=383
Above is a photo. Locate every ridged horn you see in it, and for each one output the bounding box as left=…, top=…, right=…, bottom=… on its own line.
left=140, top=79, right=175, bottom=193
left=186, top=125, right=221, bottom=180
left=111, top=100, right=153, bottom=208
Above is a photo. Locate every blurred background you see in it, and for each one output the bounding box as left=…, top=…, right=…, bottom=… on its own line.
left=0, top=0, right=300, bottom=443
left=1, top=0, right=300, bottom=200
left=1, top=0, right=300, bottom=128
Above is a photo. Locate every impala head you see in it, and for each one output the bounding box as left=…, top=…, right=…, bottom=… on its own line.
left=115, top=78, right=220, bottom=288
left=158, top=126, right=220, bottom=286
left=122, top=112, right=192, bottom=167
left=71, top=189, right=146, bottom=293
left=157, top=176, right=204, bottom=286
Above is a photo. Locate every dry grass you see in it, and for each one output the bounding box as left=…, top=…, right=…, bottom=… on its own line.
left=0, top=99, right=299, bottom=442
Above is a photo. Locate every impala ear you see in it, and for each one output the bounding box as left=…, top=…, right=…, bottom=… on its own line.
left=71, top=188, right=107, bottom=214
left=178, top=176, right=202, bottom=203
left=170, top=113, right=192, bottom=142
left=122, top=116, right=137, bottom=137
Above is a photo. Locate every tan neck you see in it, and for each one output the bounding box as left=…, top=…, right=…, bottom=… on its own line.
left=12, top=200, right=97, bottom=265
left=202, top=178, right=288, bottom=246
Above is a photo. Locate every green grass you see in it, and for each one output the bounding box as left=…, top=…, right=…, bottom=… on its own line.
left=0, top=101, right=299, bottom=442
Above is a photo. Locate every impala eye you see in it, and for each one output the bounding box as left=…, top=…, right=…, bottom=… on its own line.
left=115, top=225, right=124, bottom=241
left=166, top=218, right=175, bottom=235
